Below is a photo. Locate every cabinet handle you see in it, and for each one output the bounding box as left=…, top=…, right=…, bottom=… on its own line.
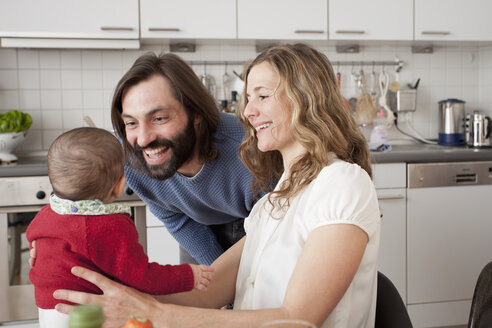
left=421, top=31, right=450, bottom=35
left=148, top=27, right=181, bottom=32
left=294, top=29, right=324, bottom=34
left=335, top=30, right=365, bottom=34
left=100, top=26, right=134, bottom=31
left=378, top=195, right=405, bottom=200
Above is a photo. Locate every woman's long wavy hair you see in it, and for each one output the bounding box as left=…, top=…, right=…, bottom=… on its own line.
left=237, top=44, right=372, bottom=211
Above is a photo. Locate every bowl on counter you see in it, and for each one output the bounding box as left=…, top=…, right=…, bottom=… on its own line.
left=0, top=131, right=28, bottom=163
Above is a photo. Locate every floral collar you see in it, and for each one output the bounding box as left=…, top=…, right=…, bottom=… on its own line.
left=50, top=194, right=131, bottom=216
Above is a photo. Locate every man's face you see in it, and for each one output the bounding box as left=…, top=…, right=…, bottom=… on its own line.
left=121, top=74, right=197, bottom=180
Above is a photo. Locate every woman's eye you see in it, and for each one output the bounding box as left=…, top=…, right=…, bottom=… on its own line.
left=259, top=95, right=269, bottom=101
left=124, top=121, right=136, bottom=127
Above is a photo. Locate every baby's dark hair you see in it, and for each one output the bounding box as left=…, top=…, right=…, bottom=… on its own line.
left=48, top=127, right=126, bottom=201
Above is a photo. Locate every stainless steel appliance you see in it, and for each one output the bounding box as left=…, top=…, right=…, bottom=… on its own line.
left=0, top=157, right=146, bottom=323
left=465, top=112, right=491, bottom=147
left=438, top=98, right=466, bottom=146
left=406, top=161, right=492, bottom=327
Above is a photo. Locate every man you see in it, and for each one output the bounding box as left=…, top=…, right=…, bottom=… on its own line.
left=110, top=52, right=264, bottom=265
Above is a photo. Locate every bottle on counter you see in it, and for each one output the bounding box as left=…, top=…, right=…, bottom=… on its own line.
left=68, top=304, right=105, bottom=328
left=220, top=99, right=229, bottom=113
left=228, top=91, right=238, bottom=113
left=369, top=108, right=388, bottom=148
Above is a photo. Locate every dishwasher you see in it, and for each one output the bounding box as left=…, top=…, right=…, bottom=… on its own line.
left=406, top=161, right=492, bottom=328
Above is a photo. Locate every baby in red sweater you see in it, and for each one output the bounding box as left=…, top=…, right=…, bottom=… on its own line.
left=27, top=127, right=214, bottom=328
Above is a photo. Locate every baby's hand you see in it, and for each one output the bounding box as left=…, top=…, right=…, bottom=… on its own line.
left=189, top=264, right=215, bottom=292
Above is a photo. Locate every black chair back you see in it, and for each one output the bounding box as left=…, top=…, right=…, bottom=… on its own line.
left=375, top=271, right=413, bottom=328
left=468, top=261, right=492, bottom=328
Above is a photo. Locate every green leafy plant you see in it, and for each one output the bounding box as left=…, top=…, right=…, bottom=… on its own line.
left=0, top=110, right=33, bottom=133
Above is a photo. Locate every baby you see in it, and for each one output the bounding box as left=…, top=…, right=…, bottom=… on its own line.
left=27, top=127, right=214, bottom=328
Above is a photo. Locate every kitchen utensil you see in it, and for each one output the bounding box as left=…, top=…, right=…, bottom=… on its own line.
left=336, top=71, right=350, bottom=110
left=200, top=64, right=216, bottom=98
left=83, top=115, right=96, bottom=128
left=355, top=69, right=377, bottom=126
left=438, top=98, right=465, bottom=146
left=0, top=131, right=27, bottom=162
left=465, top=112, right=491, bottom=147
left=389, top=71, right=401, bottom=92
left=378, top=71, right=395, bottom=123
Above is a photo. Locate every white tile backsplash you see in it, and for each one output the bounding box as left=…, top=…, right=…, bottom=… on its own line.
left=2, top=43, right=492, bottom=151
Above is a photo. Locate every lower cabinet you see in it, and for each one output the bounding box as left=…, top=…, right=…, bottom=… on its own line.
left=146, top=208, right=180, bottom=265
left=373, top=163, right=407, bottom=302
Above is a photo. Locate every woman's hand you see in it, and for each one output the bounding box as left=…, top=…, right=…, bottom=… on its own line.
left=53, top=266, right=159, bottom=328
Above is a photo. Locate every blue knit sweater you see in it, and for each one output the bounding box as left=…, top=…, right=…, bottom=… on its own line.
left=125, top=112, right=259, bottom=265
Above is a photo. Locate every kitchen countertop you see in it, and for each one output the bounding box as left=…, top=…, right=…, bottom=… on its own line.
left=372, top=143, right=492, bottom=163
left=1, top=143, right=492, bottom=177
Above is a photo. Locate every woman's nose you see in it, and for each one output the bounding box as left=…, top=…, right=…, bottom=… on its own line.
left=244, top=101, right=258, bottom=119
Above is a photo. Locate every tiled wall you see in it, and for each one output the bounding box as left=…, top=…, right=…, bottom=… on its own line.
left=0, top=42, right=488, bottom=153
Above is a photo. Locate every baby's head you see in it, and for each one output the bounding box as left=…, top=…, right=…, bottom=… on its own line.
left=48, top=127, right=126, bottom=202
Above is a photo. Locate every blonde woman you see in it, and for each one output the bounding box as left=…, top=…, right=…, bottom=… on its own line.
left=53, top=44, right=380, bottom=328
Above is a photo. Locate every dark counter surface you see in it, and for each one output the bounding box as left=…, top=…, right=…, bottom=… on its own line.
left=371, top=143, right=492, bottom=164
left=2, top=143, right=492, bottom=177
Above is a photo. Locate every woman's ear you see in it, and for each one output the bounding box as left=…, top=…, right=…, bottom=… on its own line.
left=111, top=175, right=126, bottom=200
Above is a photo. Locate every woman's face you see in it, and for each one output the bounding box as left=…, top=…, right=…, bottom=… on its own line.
left=244, top=61, right=298, bottom=158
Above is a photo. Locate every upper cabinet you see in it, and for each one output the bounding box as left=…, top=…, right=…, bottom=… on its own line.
left=0, top=0, right=139, bottom=39
left=237, top=0, right=328, bottom=40
left=140, top=0, right=236, bottom=39
left=415, top=0, right=492, bottom=41
left=329, top=0, right=413, bottom=40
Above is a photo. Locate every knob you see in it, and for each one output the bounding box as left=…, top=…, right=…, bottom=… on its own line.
left=36, top=191, right=46, bottom=199
left=125, top=187, right=134, bottom=196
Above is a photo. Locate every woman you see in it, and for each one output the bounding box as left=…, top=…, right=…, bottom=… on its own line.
left=53, top=43, right=380, bottom=328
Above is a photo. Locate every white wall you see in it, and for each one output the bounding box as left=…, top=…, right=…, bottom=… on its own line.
left=0, top=43, right=487, bottom=153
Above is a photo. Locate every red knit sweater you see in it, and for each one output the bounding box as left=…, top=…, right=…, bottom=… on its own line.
left=26, top=205, right=194, bottom=309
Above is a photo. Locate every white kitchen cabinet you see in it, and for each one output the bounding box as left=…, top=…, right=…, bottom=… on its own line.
left=329, top=0, right=413, bottom=40
left=237, top=0, right=327, bottom=40
left=415, top=0, right=492, bottom=41
left=373, top=163, right=407, bottom=302
left=146, top=208, right=180, bottom=265
left=140, top=0, right=236, bottom=39
left=0, top=0, right=139, bottom=40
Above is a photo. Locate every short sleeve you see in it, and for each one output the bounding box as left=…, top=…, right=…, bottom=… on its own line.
left=300, top=160, right=380, bottom=238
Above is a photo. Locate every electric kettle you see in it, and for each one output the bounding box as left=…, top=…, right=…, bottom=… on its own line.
left=465, top=112, right=491, bottom=147
left=438, top=98, right=465, bottom=146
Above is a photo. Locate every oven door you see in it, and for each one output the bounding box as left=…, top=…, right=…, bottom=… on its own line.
left=0, top=206, right=41, bottom=322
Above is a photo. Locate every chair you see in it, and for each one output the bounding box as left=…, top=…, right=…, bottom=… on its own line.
left=375, top=271, right=413, bottom=328
left=468, top=261, right=492, bottom=328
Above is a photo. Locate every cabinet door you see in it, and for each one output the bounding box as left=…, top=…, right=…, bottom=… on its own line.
left=140, top=0, right=236, bottom=39
left=237, top=0, right=327, bottom=40
left=146, top=209, right=180, bottom=265
left=0, top=0, right=139, bottom=39
left=415, top=0, right=492, bottom=41
left=329, top=0, right=413, bottom=40
left=377, top=188, right=407, bottom=303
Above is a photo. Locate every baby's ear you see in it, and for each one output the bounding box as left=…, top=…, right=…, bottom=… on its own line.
left=111, top=175, right=126, bottom=199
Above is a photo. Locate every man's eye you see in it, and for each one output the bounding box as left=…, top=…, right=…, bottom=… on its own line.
left=154, top=116, right=168, bottom=123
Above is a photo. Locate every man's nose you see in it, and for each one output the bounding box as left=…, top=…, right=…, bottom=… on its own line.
left=137, top=125, right=156, bottom=148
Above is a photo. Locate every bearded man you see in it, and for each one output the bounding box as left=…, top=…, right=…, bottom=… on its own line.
left=111, top=52, right=265, bottom=265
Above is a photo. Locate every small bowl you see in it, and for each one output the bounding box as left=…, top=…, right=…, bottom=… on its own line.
left=0, top=131, right=28, bottom=162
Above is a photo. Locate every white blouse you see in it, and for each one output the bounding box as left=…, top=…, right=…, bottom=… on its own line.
left=234, top=159, right=381, bottom=328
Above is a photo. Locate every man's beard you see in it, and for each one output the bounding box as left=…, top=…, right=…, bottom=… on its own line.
left=133, top=117, right=196, bottom=180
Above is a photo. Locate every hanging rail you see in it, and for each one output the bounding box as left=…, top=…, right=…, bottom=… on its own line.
left=187, top=59, right=404, bottom=72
